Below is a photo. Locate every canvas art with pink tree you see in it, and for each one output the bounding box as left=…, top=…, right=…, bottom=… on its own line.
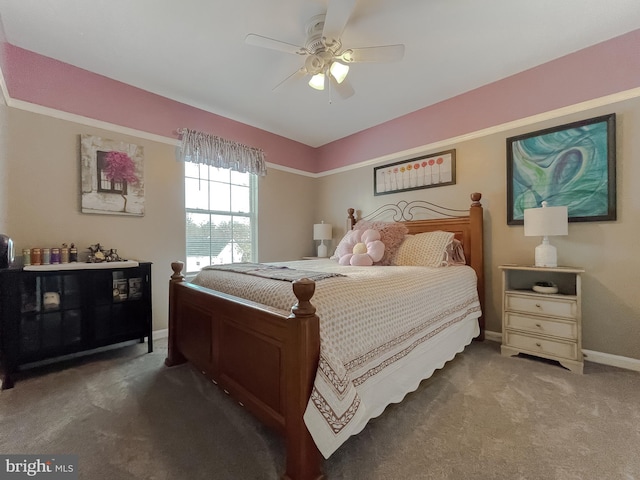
left=80, top=134, right=145, bottom=216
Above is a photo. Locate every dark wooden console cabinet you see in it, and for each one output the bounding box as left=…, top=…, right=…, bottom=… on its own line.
left=0, top=262, right=152, bottom=389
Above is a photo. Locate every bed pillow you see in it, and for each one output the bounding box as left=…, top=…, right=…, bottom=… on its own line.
left=337, top=229, right=385, bottom=266
left=331, top=229, right=360, bottom=260
left=445, top=239, right=467, bottom=266
left=352, top=220, right=408, bottom=266
left=393, top=230, right=456, bottom=267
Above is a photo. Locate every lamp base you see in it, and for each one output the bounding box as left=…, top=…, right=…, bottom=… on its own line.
left=534, top=237, right=557, bottom=267
left=317, top=242, right=328, bottom=258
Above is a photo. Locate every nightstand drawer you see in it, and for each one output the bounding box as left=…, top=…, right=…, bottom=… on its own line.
left=505, top=313, right=577, bottom=340
left=505, top=293, right=577, bottom=319
left=504, top=331, right=578, bottom=360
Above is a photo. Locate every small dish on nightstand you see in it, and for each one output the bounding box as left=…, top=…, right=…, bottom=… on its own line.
left=532, top=281, right=558, bottom=294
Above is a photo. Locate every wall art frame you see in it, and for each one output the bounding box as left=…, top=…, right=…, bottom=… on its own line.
left=80, top=134, right=145, bottom=216
left=506, top=113, right=616, bottom=225
left=374, top=149, right=456, bottom=196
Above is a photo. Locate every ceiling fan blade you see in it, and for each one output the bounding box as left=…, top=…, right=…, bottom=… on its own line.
left=322, top=0, right=357, bottom=46
left=273, top=68, right=307, bottom=91
left=245, top=34, right=307, bottom=56
left=340, top=44, right=405, bottom=63
left=331, top=76, right=355, bottom=99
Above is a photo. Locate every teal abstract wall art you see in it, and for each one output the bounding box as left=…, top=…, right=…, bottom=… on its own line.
left=507, top=114, right=616, bottom=224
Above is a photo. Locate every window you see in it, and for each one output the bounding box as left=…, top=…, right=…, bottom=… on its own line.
left=185, top=163, right=257, bottom=274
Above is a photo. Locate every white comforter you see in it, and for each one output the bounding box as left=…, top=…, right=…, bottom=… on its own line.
left=192, top=259, right=481, bottom=458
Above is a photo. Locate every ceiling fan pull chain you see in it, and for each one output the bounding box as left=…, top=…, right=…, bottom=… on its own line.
left=328, top=74, right=333, bottom=105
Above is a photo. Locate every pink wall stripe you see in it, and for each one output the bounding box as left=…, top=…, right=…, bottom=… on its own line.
left=317, top=28, right=640, bottom=171
left=2, top=44, right=317, bottom=172
left=2, top=28, right=639, bottom=174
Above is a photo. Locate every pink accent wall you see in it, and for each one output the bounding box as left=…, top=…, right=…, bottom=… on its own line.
left=2, top=28, right=639, bottom=173
left=317, top=28, right=640, bottom=171
left=2, top=44, right=318, bottom=172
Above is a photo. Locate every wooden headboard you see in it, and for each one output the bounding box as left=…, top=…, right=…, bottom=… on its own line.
left=347, top=192, right=485, bottom=339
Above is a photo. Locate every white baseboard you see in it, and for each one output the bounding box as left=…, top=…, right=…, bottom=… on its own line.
left=582, top=349, right=640, bottom=372
left=484, top=330, right=502, bottom=343
left=153, top=328, right=168, bottom=339
left=484, top=330, right=640, bottom=372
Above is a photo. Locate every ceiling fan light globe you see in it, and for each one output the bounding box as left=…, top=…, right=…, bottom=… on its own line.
left=309, top=73, right=325, bottom=90
left=329, top=61, right=349, bottom=83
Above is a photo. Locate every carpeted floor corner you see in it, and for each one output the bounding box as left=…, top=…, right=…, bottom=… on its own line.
left=1, top=338, right=639, bottom=479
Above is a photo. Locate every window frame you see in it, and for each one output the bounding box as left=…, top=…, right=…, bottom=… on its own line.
left=184, top=163, right=257, bottom=275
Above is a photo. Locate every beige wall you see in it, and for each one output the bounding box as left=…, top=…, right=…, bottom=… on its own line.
left=2, top=106, right=317, bottom=330
left=316, top=96, right=640, bottom=360
left=3, top=95, right=638, bottom=359
left=257, top=168, right=318, bottom=262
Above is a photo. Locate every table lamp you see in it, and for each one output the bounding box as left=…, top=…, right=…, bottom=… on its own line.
left=524, top=201, right=568, bottom=267
left=313, top=221, right=332, bottom=258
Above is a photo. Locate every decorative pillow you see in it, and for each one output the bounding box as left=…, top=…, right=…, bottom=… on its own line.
left=393, top=230, right=455, bottom=267
left=353, top=220, right=408, bottom=265
left=337, top=229, right=385, bottom=266
left=332, top=229, right=360, bottom=260
left=445, top=239, right=467, bottom=266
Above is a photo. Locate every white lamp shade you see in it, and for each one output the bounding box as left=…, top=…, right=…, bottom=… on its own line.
left=523, top=202, right=568, bottom=267
left=524, top=204, right=568, bottom=237
left=313, top=222, right=332, bottom=241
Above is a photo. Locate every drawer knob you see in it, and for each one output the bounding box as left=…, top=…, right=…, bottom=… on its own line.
left=535, top=342, right=542, bottom=347
left=535, top=303, right=542, bottom=308
left=535, top=323, right=542, bottom=328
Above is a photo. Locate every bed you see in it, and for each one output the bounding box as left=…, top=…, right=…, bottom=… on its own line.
left=165, top=192, right=485, bottom=480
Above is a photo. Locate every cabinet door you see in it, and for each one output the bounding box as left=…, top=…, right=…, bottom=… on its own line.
left=88, top=266, right=150, bottom=347
left=17, top=272, right=85, bottom=361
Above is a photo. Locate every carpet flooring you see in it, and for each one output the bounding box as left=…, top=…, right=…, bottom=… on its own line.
left=1, top=337, right=639, bottom=479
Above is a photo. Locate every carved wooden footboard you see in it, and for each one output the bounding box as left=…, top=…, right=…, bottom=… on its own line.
left=165, top=266, right=324, bottom=480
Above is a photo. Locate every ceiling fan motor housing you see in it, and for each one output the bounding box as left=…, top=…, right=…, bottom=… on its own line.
left=305, top=14, right=326, bottom=53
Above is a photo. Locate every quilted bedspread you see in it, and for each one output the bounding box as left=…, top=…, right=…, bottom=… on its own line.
left=192, top=259, right=481, bottom=458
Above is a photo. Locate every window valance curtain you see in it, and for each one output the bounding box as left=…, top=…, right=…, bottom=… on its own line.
left=177, top=128, right=267, bottom=176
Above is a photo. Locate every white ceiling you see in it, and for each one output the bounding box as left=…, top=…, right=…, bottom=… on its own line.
left=1, top=0, right=639, bottom=147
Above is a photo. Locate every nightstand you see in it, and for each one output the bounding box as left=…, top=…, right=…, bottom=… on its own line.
left=499, top=265, right=584, bottom=374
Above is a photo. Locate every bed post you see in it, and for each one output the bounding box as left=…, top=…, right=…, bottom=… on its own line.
left=469, top=193, right=485, bottom=340
left=165, top=261, right=187, bottom=367
left=284, top=278, right=324, bottom=480
left=347, top=208, right=356, bottom=231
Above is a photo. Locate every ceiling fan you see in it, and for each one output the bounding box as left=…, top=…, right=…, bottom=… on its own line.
left=245, top=0, right=405, bottom=99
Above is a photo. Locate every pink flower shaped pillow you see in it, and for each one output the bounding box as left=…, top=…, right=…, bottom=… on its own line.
left=338, top=229, right=385, bottom=266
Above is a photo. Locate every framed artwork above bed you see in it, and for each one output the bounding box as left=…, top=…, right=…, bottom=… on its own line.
left=374, top=149, right=456, bottom=196
left=506, top=114, right=616, bottom=224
